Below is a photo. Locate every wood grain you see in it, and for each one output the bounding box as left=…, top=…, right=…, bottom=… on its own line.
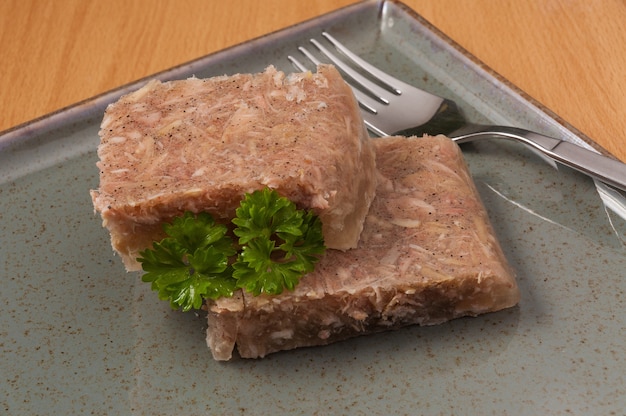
left=2, top=0, right=625, bottom=161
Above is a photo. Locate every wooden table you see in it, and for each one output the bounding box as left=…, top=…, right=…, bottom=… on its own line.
left=2, top=0, right=625, bottom=161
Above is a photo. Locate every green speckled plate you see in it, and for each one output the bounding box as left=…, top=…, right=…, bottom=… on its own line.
left=2, top=1, right=625, bottom=414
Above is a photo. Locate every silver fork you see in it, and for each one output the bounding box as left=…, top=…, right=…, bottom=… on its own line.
left=288, top=32, right=626, bottom=193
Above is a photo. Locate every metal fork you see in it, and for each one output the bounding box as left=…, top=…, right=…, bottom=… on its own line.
left=288, top=32, right=626, bottom=193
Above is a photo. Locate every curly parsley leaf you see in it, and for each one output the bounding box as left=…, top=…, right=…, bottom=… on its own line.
left=137, top=212, right=237, bottom=312
left=232, top=188, right=325, bottom=295
left=136, top=189, right=326, bottom=310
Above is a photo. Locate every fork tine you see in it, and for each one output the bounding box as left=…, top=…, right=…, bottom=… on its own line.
left=308, top=38, right=393, bottom=106
left=321, top=32, right=403, bottom=95
left=287, top=54, right=308, bottom=72
left=295, top=46, right=322, bottom=67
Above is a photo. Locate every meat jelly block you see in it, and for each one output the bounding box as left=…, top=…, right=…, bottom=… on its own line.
left=206, top=135, right=519, bottom=360
left=91, top=65, right=376, bottom=270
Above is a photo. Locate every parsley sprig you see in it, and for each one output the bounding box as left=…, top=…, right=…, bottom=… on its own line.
left=137, top=188, right=325, bottom=311
left=232, top=188, right=326, bottom=296
left=138, top=212, right=237, bottom=311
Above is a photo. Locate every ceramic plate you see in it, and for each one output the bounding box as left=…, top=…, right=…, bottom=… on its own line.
left=2, top=1, right=625, bottom=414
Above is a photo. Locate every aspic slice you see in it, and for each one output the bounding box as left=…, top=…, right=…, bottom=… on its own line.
left=91, top=65, right=377, bottom=270
left=206, top=135, right=520, bottom=360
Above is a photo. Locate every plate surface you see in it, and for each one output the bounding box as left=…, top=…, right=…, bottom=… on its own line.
left=1, top=1, right=625, bottom=414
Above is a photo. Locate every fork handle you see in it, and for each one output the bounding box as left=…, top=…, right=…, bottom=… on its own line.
left=454, top=126, right=626, bottom=192
left=544, top=139, right=626, bottom=192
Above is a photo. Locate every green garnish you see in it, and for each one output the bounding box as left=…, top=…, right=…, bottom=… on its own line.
left=232, top=188, right=326, bottom=296
left=137, top=188, right=325, bottom=311
left=138, top=212, right=237, bottom=312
